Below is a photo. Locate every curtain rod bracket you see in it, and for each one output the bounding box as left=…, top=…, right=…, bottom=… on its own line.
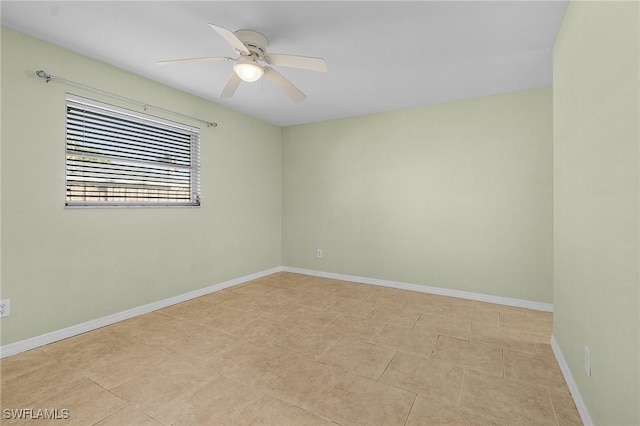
left=36, top=70, right=52, bottom=82
left=35, top=69, right=218, bottom=128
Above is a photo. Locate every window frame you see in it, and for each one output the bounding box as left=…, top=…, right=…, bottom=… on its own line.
left=65, top=94, right=201, bottom=208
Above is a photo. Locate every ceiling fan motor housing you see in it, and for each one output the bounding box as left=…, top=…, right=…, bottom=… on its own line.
left=235, top=30, right=269, bottom=58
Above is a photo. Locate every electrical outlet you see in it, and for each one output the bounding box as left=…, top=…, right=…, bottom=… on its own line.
left=584, top=345, right=591, bottom=377
left=0, top=299, right=10, bottom=318
left=316, top=248, right=323, bottom=258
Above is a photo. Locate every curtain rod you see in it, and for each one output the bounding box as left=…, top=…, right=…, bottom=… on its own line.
left=35, top=70, right=218, bottom=128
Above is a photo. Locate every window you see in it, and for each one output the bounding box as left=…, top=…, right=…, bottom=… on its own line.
left=65, top=94, right=200, bottom=207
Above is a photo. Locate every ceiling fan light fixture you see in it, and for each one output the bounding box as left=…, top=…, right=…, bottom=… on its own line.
left=233, top=58, right=264, bottom=82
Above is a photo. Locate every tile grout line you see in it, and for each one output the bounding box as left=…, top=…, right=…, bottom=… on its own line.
left=376, top=349, right=398, bottom=381
left=402, top=392, right=418, bottom=426
left=457, top=368, right=466, bottom=405
left=316, top=333, right=344, bottom=361
left=410, top=311, right=423, bottom=331
left=429, top=335, right=444, bottom=360
left=546, top=387, right=562, bottom=426
left=305, top=368, right=349, bottom=424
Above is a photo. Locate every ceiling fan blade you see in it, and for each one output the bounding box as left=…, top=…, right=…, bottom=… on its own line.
left=266, top=54, right=328, bottom=72
left=263, top=67, right=307, bottom=103
left=157, top=56, right=233, bottom=65
left=208, top=23, right=250, bottom=55
left=219, top=72, right=242, bottom=99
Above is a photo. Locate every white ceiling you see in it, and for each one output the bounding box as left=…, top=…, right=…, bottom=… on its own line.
left=1, top=1, right=568, bottom=127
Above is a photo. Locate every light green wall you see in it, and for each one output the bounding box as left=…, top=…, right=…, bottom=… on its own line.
left=553, top=1, right=639, bottom=424
left=282, top=88, right=553, bottom=303
left=0, top=28, right=282, bottom=345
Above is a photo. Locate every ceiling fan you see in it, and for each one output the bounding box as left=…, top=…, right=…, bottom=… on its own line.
left=158, top=23, right=328, bottom=103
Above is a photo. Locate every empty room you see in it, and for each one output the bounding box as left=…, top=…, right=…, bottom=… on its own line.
left=0, top=1, right=638, bottom=425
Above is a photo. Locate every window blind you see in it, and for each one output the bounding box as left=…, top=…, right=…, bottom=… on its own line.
left=65, top=95, right=200, bottom=207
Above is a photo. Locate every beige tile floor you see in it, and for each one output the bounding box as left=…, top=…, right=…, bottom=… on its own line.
left=0, top=272, right=582, bottom=425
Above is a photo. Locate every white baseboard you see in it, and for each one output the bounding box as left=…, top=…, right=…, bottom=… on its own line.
left=283, top=266, right=553, bottom=312
left=1, top=265, right=552, bottom=359
left=0, top=266, right=283, bottom=359
left=551, top=335, right=592, bottom=426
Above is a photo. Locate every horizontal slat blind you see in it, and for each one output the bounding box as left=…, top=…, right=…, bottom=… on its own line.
left=65, top=95, right=200, bottom=207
